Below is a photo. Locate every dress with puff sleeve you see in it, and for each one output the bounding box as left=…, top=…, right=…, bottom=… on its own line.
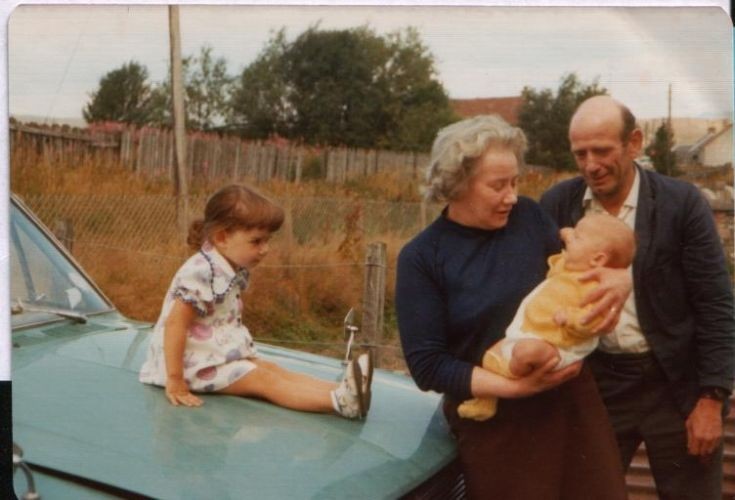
left=139, top=242, right=258, bottom=392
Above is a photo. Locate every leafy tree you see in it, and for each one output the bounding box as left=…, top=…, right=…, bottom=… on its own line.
left=229, top=26, right=456, bottom=150
left=378, top=28, right=456, bottom=150
left=518, top=73, right=607, bottom=170
left=228, top=30, right=292, bottom=139
left=646, top=123, right=678, bottom=176
left=149, top=46, right=234, bottom=131
left=284, top=26, right=390, bottom=147
left=83, top=61, right=157, bottom=125
left=184, top=46, right=233, bottom=130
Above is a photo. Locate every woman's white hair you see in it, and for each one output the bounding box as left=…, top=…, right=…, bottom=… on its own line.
left=422, top=114, right=527, bottom=203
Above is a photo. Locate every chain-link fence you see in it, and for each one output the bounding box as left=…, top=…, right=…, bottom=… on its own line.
left=19, top=192, right=443, bottom=372
left=19, top=188, right=735, bottom=373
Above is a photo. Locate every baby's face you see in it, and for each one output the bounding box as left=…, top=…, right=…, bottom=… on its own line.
left=560, top=218, right=605, bottom=271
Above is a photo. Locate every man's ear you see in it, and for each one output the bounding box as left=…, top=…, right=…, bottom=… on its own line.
left=626, top=128, right=643, bottom=157
left=589, top=251, right=610, bottom=268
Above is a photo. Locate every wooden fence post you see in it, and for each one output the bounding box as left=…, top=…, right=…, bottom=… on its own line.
left=325, top=149, right=332, bottom=182
left=282, top=197, right=294, bottom=279
left=294, top=150, right=303, bottom=184
left=362, top=241, right=386, bottom=367
left=53, top=218, right=74, bottom=254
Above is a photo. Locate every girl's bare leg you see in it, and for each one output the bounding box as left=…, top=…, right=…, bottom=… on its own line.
left=255, top=359, right=338, bottom=392
left=217, top=359, right=337, bottom=414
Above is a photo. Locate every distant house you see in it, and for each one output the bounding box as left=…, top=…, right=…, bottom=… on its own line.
left=639, top=117, right=730, bottom=146
left=673, top=123, right=733, bottom=167
left=450, top=96, right=523, bottom=125
left=672, top=143, right=696, bottom=165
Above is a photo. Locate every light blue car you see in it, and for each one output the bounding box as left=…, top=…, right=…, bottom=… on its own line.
left=10, top=194, right=463, bottom=499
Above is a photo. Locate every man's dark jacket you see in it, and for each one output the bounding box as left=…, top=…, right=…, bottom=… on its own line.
left=540, top=167, right=735, bottom=415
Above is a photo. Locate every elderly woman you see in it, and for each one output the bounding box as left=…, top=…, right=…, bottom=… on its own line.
left=396, top=115, right=628, bottom=499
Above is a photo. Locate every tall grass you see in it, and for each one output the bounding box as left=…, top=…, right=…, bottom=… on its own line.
left=11, top=149, right=170, bottom=196
left=11, top=152, right=444, bottom=368
left=29, top=151, right=730, bottom=370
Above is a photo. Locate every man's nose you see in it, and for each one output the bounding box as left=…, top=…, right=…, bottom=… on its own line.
left=582, top=154, right=604, bottom=173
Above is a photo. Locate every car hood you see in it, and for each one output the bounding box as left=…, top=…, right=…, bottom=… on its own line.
left=12, top=312, right=455, bottom=499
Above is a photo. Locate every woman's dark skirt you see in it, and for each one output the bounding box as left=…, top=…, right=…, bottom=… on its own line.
left=442, top=365, right=628, bottom=500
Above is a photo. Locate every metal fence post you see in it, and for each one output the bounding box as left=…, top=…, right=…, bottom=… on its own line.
left=361, top=241, right=386, bottom=367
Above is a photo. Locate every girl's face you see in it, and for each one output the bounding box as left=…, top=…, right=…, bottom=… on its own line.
left=214, top=227, right=272, bottom=270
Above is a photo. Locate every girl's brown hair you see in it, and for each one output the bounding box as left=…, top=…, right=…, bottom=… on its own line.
left=187, top=184, right=284, bottom=251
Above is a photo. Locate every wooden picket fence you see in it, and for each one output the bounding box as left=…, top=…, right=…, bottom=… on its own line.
left=9, top=121, right=429, bottom=183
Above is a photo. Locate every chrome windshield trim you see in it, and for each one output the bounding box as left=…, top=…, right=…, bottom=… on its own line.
left=11, top=308, right=117, bottom=332
left=12, top=299, right=89, bottom=324
left=11, top=194, right=114, bottom=310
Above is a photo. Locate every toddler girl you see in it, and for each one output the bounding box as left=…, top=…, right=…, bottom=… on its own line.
left=140, top=184, right=373, bottom=419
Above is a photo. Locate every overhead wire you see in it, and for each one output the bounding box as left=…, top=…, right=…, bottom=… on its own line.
left=45, top=10, right=91, bottom=124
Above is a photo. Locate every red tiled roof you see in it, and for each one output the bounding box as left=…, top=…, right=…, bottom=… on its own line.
left=450, top=96, right=524, bottom=125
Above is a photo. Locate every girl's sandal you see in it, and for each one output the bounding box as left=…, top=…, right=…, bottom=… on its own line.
left=357, top=351, right=374, bottom=417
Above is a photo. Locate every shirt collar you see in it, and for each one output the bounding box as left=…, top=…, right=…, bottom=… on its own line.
left=200, top=241, right=250, bottom=290
left=583, top=165, right=640, bottom=210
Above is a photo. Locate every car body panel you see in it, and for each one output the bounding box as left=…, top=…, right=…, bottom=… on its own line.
left=15, top=469, right=124, bottom=500
left=13, top=312, right=455, bottom=499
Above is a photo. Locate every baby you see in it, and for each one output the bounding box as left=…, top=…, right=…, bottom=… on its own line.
left=458, top=213, right=636, bottom=420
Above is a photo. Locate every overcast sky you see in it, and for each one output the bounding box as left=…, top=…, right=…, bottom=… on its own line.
left=7, top=4, right=733, bottom=124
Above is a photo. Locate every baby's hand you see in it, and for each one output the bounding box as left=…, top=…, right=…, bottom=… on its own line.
left=165, top=377, right=203, bottom=407
left=553, top=310, right=568, bottom=326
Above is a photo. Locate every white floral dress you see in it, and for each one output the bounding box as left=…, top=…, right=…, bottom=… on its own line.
left=139, top=242, right=258, bottom=392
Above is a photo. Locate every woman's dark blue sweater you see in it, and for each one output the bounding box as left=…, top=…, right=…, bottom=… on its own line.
left=396, top=196, right=561, bottom=401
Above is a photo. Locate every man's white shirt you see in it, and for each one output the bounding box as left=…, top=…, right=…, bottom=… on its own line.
left=583, top=168, right=650, bottom=353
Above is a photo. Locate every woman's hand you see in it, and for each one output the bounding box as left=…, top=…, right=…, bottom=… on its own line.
left=165, top=376, right=203, bottom=407
left=507, top=358, right=582, bottom=398
left=578, top=267, right=632, bottom=333
left=472, top=358, right=582, bottom=400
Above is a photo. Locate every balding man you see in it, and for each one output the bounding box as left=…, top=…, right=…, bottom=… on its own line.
left=540, top=95, right=734, bottom=499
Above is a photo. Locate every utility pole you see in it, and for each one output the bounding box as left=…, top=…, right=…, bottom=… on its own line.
left=169, top=5, right=189, bottom=236
left=666, top=83, right=675, bottom=175
left=667, top=83, right=672, bottom=131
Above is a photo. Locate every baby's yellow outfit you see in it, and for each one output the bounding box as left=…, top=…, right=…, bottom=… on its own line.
left=518, top=253, right=601, bottom=347
left=458, top=253, right=602, bottom=421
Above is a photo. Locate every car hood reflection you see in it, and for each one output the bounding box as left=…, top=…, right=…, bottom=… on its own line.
left=13, top=312, right=455, bottom=499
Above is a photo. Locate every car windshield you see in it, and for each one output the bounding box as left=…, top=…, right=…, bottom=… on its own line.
left=10, top=201, right=111, bottom=329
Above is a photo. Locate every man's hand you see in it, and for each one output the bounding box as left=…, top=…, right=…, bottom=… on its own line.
left=578, top=267, right=632, bottom=333
left=685, top=398, right=723, bottom=457
left=165, top=377, right=203, bottom=407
